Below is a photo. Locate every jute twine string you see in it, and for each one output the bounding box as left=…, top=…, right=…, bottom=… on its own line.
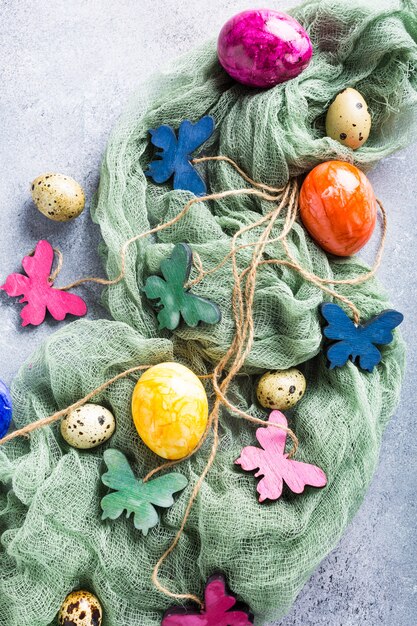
left=0, top=365, right=151, bottom=446
left=5, top=156, right=389, bottom=608
left=56, top=187, right=286, bottom=292
left=42, top=156, right=386, bottom=326
left=151, top=179, right=298, bottom=606
left=49, top=248, right=64, bottom=283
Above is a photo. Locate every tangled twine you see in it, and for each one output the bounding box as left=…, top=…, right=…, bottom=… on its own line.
left=1, top=157, right=388, bottom=607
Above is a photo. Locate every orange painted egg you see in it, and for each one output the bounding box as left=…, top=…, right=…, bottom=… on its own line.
left=299, top=161, right=377, bottom=257
left=131, top=362, right=208, bottom=460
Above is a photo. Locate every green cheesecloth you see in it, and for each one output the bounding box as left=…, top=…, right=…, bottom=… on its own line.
left=1, top=0, right=417, bottom=624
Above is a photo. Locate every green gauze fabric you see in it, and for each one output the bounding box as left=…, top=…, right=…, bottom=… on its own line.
left=1, top=1, right=417, bottom=625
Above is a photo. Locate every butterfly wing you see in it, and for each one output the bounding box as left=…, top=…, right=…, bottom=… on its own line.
left=101, top=450, right=139, bottom=523
left=181, top=292, right=221, bottom=327
left=321, top=302, right=357, bottom=341
left=101, top=490, right=160, bottom=535
left=132, top=473, right=187, bottom=536
left=143, top=275, right=180, bottom=330
left=357, top=343, right=383, bottom=373
left=282, top=458, right=327, bottom=494
left=101, top=449, right=137, bottom=490
left=146, top=125, right=177, bottom=184
left=173, top=163, right=207, bottom=197
left=353, top=310, right=403, bottom=372
left=132, top=502, right=160, bottom=535
left=141, top=472, right=188, bottom=508
left=174, top=116, right=215, bottom=196
left=45, top=288, right=87, bottom=322
left=321, top=302, right=360, bottom=368
left=0, top=273, right=43, bottom=326
left=21, top=240, right=54, bottom=282
left=236, top=445, right=285, bottom=501
left=160, top=243, right=192, bottom=286
left=204, top=575, right=236, bottom=614
left=178, top=116, right=215, bottom=154
left=19, top=300, right=48, bottom=327
left=0, top=273, right=30, bottom=298
left=255, top=410, right=288, bottom=455
left=326, top=341, right=357, bottom=369
left=361, top=310, right=404, bottom=345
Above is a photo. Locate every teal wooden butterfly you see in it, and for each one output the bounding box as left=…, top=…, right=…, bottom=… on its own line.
left=143, top=243, right=221, bottom=331
left=101, top=449, right=188, bottom=536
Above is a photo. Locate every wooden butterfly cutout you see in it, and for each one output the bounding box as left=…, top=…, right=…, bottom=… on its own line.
left=101, top=449, right=188, bottom=536
left=321, top=302, right=404, bottom=372
left=162, top=574, right=253, bottom=626
left=0, top=240, right=87, bottom=327
left=143, top=243, right=221, bottom=331
left=235, top=410, right=327, bottom=502
left=0, top=380, right=12, bottom=439
left=146, top=115, right=215, bottom=196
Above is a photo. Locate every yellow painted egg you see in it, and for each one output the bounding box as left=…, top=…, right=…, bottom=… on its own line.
left=325, top=88, right=371, bottom=150
left=58, top=590, right=102, bottom=626
left=31, top=172, right=85, bottom=221
left=132, top=362, right=208, bottom=460
left=60, top=403, right=115, bottom=450
left=256, top=368, right=306, bottom=410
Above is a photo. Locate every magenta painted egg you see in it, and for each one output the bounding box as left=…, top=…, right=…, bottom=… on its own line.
left=217, top=9, right=313, bottom=88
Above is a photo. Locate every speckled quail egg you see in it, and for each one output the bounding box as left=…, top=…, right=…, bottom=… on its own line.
left=58, top=590, right=102, bottom=626
left=325, top=88, right=371, bottom=150
left=61, top=403, right=115, bottom=450
left=256, top=368, right=306, bottom=410
left=31, top=173, right=85, bottom=221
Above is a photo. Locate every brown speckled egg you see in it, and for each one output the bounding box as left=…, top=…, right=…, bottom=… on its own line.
left=325, top=88, right=371, bottom=150
left=31, top=173, right=85, bottom=221
left=61, top=403, right=115, bottom=450
left=58, top=590, right=102, bottom=626
left=256, top=368, right=306, bottom=410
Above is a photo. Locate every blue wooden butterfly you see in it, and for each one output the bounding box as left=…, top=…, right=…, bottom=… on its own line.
left=0, top=380, right=12, bottom=439
left=321, top=303, right=404, bottom=372
left=145, top=115, right=215, bottom=196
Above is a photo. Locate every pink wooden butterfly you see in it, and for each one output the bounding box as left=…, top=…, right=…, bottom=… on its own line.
left=235, top=410, right=327, bottom=502
left=1, top=240, right=87, bottom=327
left=162, top=574, right=253, bottom=626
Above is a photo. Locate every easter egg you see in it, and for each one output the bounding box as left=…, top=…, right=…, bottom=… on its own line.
left=58, top=590, right=102, bottom=626
left=61, top=403, right=115, bottom=449
left=31, top=173, right=85, bottom=221
left=257, top=369, right=306, bottom=410
left=131, top=362, right=208, bottom=460
left=0, top=380, right=12, bottom=439
left=217, top=9, right=313, bottom=88
left=299, top=161, right=377, bottom=256
left=326, top=88, right=371, bottom=150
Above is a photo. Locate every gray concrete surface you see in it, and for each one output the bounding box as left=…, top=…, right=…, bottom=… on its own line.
left=0, top=1, right=416, bottom=624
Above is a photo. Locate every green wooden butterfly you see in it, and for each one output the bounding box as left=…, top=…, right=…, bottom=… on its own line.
left=100, top=449, right=188, bottom=535
left=143, top=243, right=221, bottom=331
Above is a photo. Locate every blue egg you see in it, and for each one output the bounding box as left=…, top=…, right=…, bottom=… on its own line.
left=0, top=380, right=12, bottom=438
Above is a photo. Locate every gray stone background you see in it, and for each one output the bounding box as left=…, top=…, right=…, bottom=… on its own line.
left=0, top=1, right=416, bottom=624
